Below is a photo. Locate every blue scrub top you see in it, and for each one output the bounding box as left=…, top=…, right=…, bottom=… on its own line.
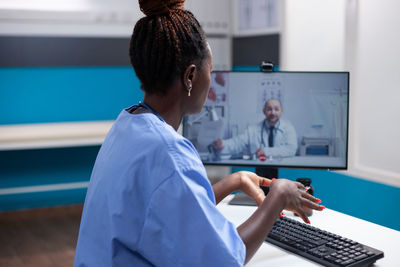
left=74, top=109, right=245, bottom=266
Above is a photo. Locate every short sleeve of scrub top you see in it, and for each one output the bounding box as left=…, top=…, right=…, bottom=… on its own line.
left=74, top=109, right=245, bottom=267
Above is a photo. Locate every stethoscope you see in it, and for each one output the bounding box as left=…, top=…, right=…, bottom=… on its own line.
left=260, top=119, right=274, bottom=147
left=138, top=101, right=165, bottom=122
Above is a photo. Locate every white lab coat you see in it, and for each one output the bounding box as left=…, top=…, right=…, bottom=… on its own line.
left=222, top=119, right=298, bottom=158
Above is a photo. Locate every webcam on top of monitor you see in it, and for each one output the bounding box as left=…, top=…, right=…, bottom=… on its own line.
left=260, top=61, right=275, bottom=72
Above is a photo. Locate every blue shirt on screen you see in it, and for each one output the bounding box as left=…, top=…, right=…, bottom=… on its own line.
left=74, top=108, right=245, bottom=267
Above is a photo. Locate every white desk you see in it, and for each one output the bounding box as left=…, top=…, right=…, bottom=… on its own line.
left=217, top=195, right=400, bottom=267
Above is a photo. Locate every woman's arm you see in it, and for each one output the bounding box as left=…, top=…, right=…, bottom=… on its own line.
left=237, top=188, right=284, bottom=263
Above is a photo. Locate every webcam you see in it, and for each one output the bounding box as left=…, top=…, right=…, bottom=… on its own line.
left=260, top=61, right=275, bottom=72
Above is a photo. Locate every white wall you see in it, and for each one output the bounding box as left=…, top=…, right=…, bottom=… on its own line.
left=281, top=0, right=400, bottom=187
left=346, top=0, right=400, bottom=186
left=280, top=0, right=346, bottom=71
left=0, top=0, right=141, bottom=37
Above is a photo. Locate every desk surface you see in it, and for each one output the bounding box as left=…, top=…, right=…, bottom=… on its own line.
left=217, top=195, right=400, bottom=267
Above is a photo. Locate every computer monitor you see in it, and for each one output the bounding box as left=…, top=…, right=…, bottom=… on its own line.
left=182, top=71, right=349, bottom=171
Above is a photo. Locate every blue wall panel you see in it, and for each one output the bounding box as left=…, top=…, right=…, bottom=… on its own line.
left=0, top=188, right=88, bottom=211
left=0, top=66, right=143, bottom=211
left=0, top=146, right=100, bottom=211
left=0, top=66, right=143, bottom=124
left=0, top=146, right=100, bottom=188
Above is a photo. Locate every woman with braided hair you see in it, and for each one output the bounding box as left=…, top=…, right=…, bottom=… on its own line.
left=74, top=0, right=323, bottom=266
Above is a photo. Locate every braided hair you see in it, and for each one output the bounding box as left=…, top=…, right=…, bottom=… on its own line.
left=129, top=0, right=208, bottom=95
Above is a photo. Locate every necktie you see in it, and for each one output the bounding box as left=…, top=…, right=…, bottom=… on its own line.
left=268, top=126, right=274, bottom=147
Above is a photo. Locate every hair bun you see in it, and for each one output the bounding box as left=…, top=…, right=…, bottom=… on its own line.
left=139, top=0, right=186, bottom=16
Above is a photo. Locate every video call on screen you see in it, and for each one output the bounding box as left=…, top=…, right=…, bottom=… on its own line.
left=183, top=71, right=349, bottom=169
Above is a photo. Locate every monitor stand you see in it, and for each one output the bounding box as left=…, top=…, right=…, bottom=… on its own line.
left=228, top=167, right=278, bottom=206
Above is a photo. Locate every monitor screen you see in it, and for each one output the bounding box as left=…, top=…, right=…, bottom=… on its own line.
left=182, top=71, right=349, bottom=170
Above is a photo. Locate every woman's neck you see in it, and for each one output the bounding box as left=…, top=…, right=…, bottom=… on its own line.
left=143, top=93, right=184, bottom=131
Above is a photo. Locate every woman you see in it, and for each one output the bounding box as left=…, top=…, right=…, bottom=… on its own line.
left=74, top=0, right=323, bottom=266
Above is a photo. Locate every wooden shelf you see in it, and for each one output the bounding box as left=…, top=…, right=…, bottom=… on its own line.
left=0, top=121, right=114, bottom=151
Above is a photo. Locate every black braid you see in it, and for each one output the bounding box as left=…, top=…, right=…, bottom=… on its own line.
left=129, top=9, right=207, bottom=95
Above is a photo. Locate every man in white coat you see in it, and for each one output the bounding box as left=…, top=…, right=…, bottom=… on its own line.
left=213, top=98, right=297, bottom=161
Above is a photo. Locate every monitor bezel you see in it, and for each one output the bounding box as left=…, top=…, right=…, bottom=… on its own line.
left=183, top=70, right=350, bottom=171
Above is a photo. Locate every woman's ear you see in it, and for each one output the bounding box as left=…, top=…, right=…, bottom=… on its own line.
left=183, top=64, right=197, bottom=91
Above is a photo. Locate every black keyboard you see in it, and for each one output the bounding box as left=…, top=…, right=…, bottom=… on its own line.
left=266, top=216, right=384, bottom=266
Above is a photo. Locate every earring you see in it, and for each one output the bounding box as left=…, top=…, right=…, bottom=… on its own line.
left=187, top=87, right=192, bottom=96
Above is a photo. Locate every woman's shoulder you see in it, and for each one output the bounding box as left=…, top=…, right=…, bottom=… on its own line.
left=115, top=111, right=202, bottom=169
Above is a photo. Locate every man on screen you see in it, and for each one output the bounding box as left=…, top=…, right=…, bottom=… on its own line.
left=212, top=98, right=297, bottom=160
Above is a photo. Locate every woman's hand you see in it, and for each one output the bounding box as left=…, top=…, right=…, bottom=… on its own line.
left=212, top=171, right=271, bottom=205
left=234, top=171, right=271, bottom=205
left=236, top=178, right=324, bottom=263
left=269, top=179, right=323, bottom=223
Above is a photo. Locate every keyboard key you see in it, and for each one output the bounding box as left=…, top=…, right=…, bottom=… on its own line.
left=323, top=255, right=336, bottom=262
left=268, top=232, right=280, bottom=240
left=354, top=254, right=368, bottom=261
left=341, top=259, right=355, bottom=265
left=280, top=237, right=296, bottom=246
left=335, top=259, right=343, bottom=265
left=294, top=243, right=308, bottom=251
